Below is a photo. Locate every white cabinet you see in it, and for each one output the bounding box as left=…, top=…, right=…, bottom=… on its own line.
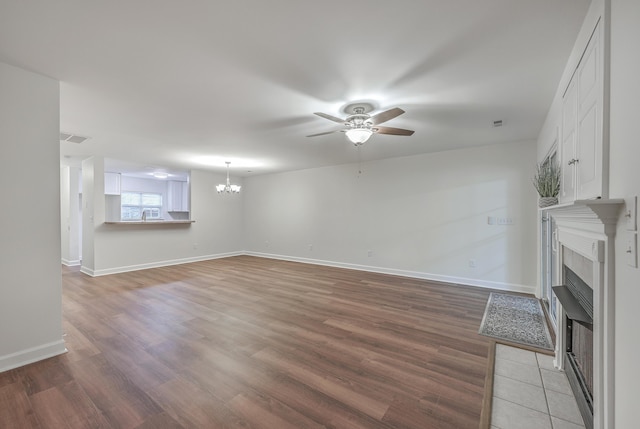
left=560, top=78, right=578, bottom=202
left=104, top=172, right=121, bottom=195
left=559, top=19, right=607, bottom=203
left=167, top=180, right=189, bottom=212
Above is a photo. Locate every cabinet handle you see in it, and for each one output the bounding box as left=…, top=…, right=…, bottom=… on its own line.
left=568, top=158, right=579, bottom=166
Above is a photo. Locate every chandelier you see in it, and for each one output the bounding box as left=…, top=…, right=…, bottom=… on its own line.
left=216, top=161, right=241, bottom=193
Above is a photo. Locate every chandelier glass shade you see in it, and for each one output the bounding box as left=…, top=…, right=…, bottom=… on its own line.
left=217, top=162, right=241, bottom=193
left=345, top=127, right=373, bottom=144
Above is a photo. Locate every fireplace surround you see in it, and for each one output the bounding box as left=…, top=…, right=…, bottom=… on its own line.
left=545, top=199, right=622, bottom=429
left=554, top=263, right=594, bottom=428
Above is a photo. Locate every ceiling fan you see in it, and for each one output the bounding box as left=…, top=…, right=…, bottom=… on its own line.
left=307, top=104, right=415, bottom=145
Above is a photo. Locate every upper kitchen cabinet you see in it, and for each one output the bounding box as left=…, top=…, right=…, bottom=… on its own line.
left=167, top=180, right=189, bottom=213
left=559, top=18, right=608, bottom=203
left=104, top=172, right=121, bottom=195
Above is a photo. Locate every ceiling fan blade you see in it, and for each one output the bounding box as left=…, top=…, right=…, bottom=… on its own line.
left=306, top=130, right=341, bottom=137
left=370, top=107, right=405, bottom=125
left=314, top=112, right=346, bottom=124
left=374, top=126, right=415, bottom=136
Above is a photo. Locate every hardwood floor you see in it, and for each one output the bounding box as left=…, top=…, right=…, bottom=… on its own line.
left=0, top=256, right=495, bottom=428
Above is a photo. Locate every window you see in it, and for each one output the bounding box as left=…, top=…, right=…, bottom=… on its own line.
left=121, top=192, right=163, bottom=220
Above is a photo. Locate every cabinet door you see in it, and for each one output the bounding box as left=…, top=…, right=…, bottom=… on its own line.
left=180, top=181, right=189, bottom=212
left=559, top=77, right=577, bottom=203
left=167, top=181, right=183, bottom=211
left=576, top=21, right=604, bottom=199
left=167, top=181, right=190, bottom=212
left=104, top=172, right=121, bottom=195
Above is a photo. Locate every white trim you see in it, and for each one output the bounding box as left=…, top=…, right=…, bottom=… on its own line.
left=88, top=251, right=244, bottom=277
left=245, top=251, right=536, bottom=295
left=78, top=249, right=535, bottom=292
left=61, top=258, right=81, bottom=267
left=80, top=266, right=95, bottom=276
left=0, top=340, right=67, bottom=373
left=542, top=199, right=624, bottom=233
left=558, top=229, right=605, bottom=262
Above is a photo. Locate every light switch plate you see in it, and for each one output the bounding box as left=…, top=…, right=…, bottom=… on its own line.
left=625, top=196, right=637, bottom=231
left=626, top=232, right=637, bottom=268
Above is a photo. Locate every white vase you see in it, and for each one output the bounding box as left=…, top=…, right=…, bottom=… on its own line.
left=538, top=197, right=558, bottom=208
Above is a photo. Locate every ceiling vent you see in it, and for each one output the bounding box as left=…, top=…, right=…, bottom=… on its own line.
left=493, top=120, right=503, bottom=127
left=60, top=132, right=89, bottom=144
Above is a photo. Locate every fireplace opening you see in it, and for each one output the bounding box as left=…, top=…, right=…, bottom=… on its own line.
left=553, top=266, right=593, bottom=429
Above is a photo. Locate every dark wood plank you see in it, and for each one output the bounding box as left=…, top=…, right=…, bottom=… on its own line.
left=0, top=382, right=42, bottom=428
left=0, top=256, right=498, bottom=428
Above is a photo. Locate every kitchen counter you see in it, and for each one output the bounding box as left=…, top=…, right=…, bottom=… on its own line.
left=104, top=220, right=195, bottom=225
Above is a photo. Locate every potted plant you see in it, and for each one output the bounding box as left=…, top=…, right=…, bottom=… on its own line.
left=533, top=162, right=561, bottom=208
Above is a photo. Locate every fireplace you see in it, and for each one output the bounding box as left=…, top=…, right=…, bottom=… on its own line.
left=554, top=261, right=594, bottom=429
left=545, top=199, right=622, bottom=429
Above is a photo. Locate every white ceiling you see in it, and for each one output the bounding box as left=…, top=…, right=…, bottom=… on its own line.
left=0, top=0, right=590, bottom=177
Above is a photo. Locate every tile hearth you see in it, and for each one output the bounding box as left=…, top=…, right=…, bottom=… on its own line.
left=490, top=344, right=585, bottom=429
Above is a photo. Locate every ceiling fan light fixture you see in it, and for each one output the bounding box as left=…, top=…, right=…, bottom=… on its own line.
left=345, top=128, right=373, bottom=144
left=310, top=105, right=413, bottom=143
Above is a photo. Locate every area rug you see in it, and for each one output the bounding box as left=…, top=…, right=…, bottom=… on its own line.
left=479, top=293, right=553, bottom=350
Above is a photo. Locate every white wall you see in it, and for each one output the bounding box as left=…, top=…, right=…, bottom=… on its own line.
left=609, top=0, right=640, bottom=425
left=60, top=166, right=81, bottom=266
left=244, top=141, right=538, bottom=293
left=80, top=156, right=102, bottom=274
left=0, top=61, right=66, bottom=371
left=88, top=168, right=244, bottom=275
left=61, top=167, right=71, bottom=263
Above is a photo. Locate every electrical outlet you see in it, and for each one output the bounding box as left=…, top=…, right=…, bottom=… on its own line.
left=625, top=196, right=637, bottom=231
left=367, top=250, right=373, bottom=257
left=193, top=243, right=198, bottom=249
left=308, top=244, right=313, bottom=251
left=626, top=233, right=637, bottom=268
left=469, top=259, right=477, bottom=268
left=265, top=240, right=269, bottom=247
left=487, top=216, right=496, bottom=225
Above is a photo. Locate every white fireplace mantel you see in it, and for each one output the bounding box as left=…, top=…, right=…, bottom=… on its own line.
left=542, top=199, right=624, bottom=230
left=542, top=198, right=623, bottom=429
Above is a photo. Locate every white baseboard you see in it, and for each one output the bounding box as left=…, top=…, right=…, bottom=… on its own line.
left=245, top=251, right=536, bottom=295
left=0, top=340, right=67, bottom=373
left=87, top=251, right=245, bottom=277
left=80, top=266, right=95, bottom=276
left=76, top=250, right=535, bottom=295
left=61, top=258, right=81, bottom=267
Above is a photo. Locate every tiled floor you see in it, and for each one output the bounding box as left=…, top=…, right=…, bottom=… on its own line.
left=490, top=344, right=586, bottom=429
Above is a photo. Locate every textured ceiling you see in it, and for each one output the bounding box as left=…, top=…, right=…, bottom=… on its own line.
left=0, top=0, right=590, bottom=176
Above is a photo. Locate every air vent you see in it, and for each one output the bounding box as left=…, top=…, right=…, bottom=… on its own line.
left=493, top=120, right=503, bottom=127
left=60, top=132, right=89, bottom=144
